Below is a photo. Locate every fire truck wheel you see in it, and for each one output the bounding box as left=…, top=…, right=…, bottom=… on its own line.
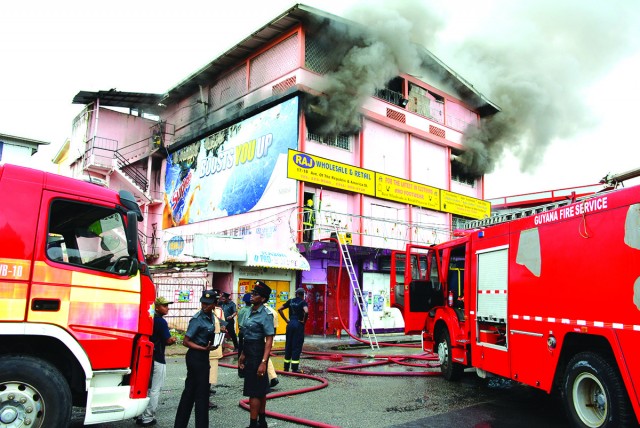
left=0, top=355, right=72, bottom=428
left=563, top=352, right=634, bottom=428
left=436, top=327, right=464, bottom=381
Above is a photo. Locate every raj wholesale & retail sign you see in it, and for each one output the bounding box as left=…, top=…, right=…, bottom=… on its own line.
left=288, top=150, right=490, bottom=220
left=287, top=149, right=375, bottom=196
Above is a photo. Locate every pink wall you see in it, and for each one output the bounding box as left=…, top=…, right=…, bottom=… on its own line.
left=446, top=101, right=479, bottom=133
left=91, top=108, right=158, bottom=150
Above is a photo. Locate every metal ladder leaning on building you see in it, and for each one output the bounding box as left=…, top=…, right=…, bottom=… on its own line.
left=321, top=222, right=380, bottom=350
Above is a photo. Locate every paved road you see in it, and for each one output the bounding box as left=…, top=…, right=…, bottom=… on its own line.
left=72, top=337, right=569, bottom=427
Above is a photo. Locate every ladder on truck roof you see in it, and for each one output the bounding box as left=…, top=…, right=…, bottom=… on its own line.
left=319, top=222, right=380, bottom=350
left=466, top=166, right=640, bottom=229
left=464, top=198, right=577, bottom=229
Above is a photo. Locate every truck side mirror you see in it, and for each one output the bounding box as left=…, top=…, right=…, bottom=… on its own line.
left=126, top=211, right=138, bottom=257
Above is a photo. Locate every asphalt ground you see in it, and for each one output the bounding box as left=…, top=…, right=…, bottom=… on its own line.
left=72, top=334, right=570, bottom=428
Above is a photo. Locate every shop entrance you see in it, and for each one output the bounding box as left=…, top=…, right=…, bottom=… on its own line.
left=326, top=266, right=351, bottom=336
left=302, top=284, right=327, bottom=335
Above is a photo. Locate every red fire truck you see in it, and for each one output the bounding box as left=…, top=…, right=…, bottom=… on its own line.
left=0, top=164, right=155, bottom=426
left=390, top=180, right=640, bottom=428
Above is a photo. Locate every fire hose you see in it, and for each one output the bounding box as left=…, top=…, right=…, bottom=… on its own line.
left=220, top=348, right=441, bottom=427
left=219, top=236, right=442, bottom=426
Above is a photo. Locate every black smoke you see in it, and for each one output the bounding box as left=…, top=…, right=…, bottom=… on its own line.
left=310, top=0, right=640, bottom=176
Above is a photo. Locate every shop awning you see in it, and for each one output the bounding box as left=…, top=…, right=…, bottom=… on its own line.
left=192, top=234, right=247, bottom=261
left=241, top=249, right=310, bottom=271
left=192, top=234, right=310, bottom=270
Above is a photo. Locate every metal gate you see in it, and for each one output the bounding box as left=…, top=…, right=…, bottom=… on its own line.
left=153, top=273, right=208, bottom=331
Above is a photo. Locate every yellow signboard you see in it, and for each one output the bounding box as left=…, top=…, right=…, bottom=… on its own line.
left=375, top=173, right=440, bottom=210
left=287, top=150, right=375, bottom=196
left=288, top=150, right=490, bottom=220
left=441, top=190, right=491, bottom=220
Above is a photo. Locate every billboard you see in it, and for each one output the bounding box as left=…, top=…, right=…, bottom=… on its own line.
left=163, top=98, right=299, bottom=228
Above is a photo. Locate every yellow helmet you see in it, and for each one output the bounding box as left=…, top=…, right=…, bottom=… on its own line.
left=306, top=199, right=313, bottom=207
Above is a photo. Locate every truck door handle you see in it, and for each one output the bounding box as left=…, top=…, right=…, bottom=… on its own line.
left=31, top=299, right=61, bottom=311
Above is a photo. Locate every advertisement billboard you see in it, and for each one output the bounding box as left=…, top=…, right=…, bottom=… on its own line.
left=163, top=98, right=299, bottom=228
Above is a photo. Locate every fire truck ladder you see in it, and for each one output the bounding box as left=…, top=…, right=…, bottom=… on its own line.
left=326, top=223, right=379, bottom=350
left=465, top=167, right=640, bottom=230
left=464, top=192, right=624, bottom=229
left=464, top=199, right=575, bottom=229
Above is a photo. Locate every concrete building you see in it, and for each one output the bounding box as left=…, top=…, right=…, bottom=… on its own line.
left=0, top=133, right=49, bottom=164
left=67, top=4, right=499, bottom=334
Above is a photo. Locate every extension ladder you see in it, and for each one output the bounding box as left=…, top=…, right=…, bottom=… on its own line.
left=329, top=224, right=380, bottom=350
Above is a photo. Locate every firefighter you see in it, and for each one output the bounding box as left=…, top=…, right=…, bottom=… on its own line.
left=302, top=199, right=315, bottom=242
left=278, top=288, right=309, bottom=373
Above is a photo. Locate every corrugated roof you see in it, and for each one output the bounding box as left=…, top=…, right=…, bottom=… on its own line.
left=163, top=3, right=499, bottom=115
left=72, top=90, right=164, bottom=114
left=0, top=132, right=50, bottom=146
left=70, top=4, right=498, bottom=117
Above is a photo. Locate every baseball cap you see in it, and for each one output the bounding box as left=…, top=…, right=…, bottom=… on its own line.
left=155, top=296, right=173, bottom=305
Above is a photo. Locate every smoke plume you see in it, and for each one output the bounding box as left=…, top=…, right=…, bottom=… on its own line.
left=446, top=0, right=640, bottom=175
left=304, top=2, right=445, bottom=137
left=311, top=0, right=640, bottom=176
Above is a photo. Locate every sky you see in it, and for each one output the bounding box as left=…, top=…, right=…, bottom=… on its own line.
left=2, top=0, right=640, bottom=199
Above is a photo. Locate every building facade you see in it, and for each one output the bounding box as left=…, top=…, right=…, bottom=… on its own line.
left=0, top=133, right=49, bottom=164
left=66, top=5, right=499, bottom=335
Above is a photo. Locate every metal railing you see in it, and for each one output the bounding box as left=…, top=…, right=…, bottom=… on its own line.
left=82, top=136, right=118, bottom=170
left=82, top=136, right=150, bottom=193
left=374, top=88, right=406, bottom=107
left=139, top=229, right=160, bottom=260
left=117, top=137, right=154, bottom=161
left=114, top=151, right=149, bottom=192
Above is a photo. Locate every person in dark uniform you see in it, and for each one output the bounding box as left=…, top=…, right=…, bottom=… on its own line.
left=238, top=281, right=275, bottom=428
left=278, top=287, right=309, bottom=373
left=174, top=289, right=224, bottom=428
left=220, top=292, right=239, bottom=350
left=237, top=292, right=252, bottom=377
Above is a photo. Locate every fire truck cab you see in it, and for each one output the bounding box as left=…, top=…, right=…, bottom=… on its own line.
left=391, top=185, right=640, bottom=428
left=0, top=164, right=155, bottom=426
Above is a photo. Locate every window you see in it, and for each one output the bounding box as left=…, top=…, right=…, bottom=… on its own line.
left=307, top=132, right=351, bottom=151
left=47, top=200, right=131, bottom=274
left=407, top=83, right=444, bottom=124
left=429, top=251, right=442, bottom=289
left=451, top=159, right=477, bottom=187
left=452, top=215, right=470, bottom=230
left=374, top=77, right=407, bottom=108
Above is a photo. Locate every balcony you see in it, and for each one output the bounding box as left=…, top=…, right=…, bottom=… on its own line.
left=82, top=136, right=152, bottom=193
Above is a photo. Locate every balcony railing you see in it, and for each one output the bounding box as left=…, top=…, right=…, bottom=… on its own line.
left=374, top=88, right=407, bottom=108
left=82, top=136, right=118, bottom=170
left=115, top=151, right=149, bottom=192
left=82, top=136, right=149, bottom=192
